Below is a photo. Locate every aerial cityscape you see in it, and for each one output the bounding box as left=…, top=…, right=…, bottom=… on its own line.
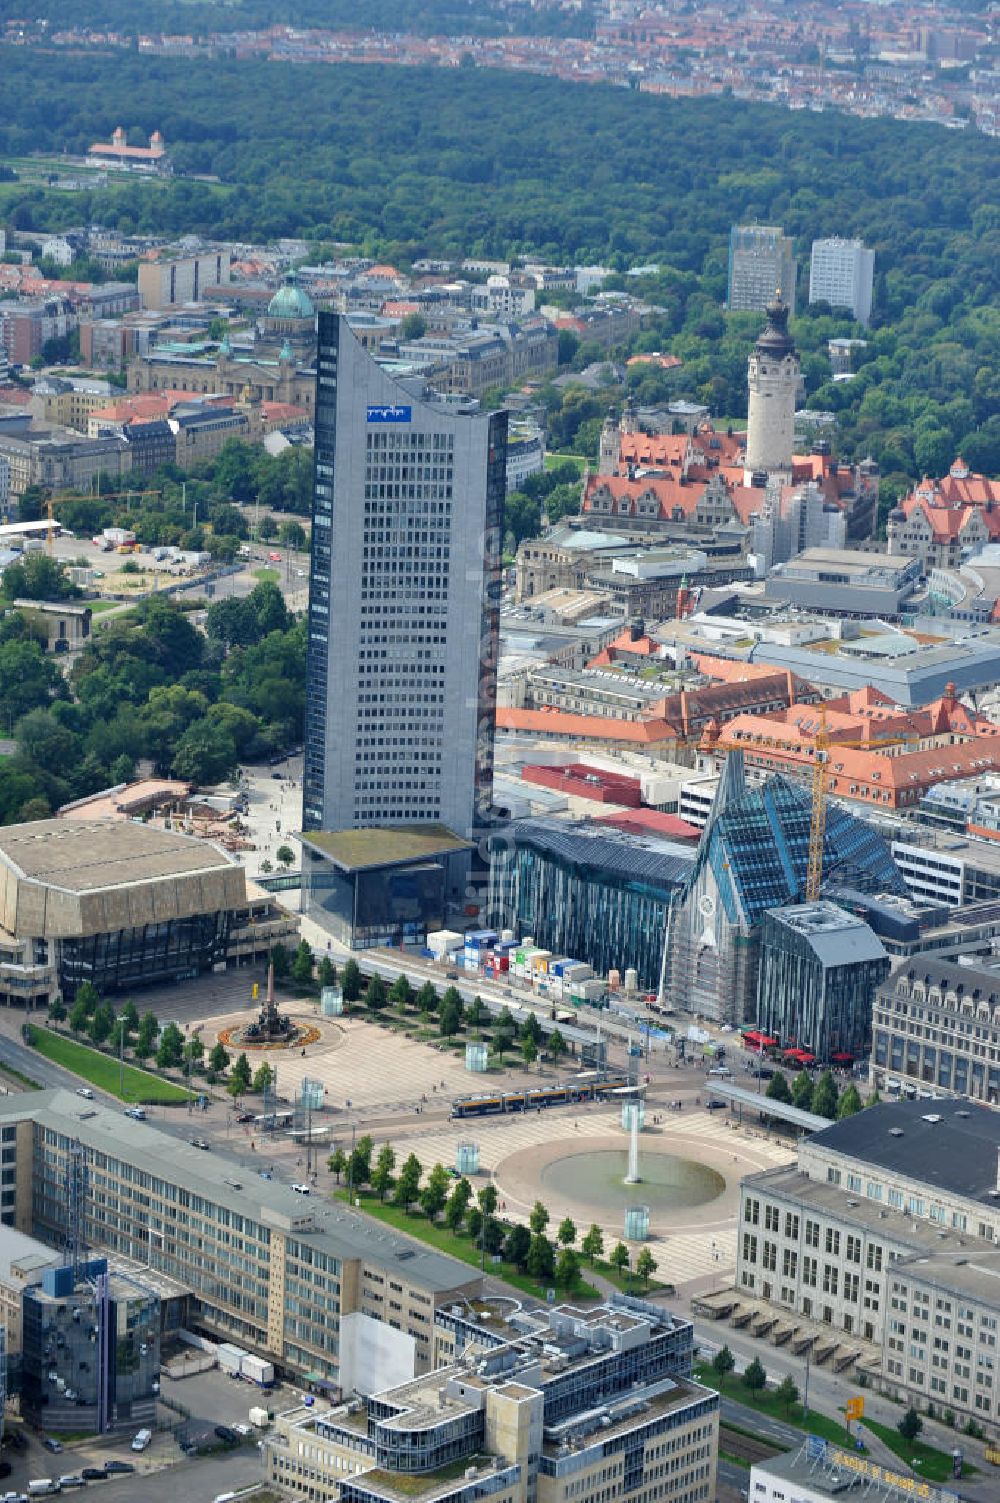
left=0, top=0, right=997, bottom=1501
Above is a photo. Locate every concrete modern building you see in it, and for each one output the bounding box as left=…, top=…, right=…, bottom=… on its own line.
left=264, top=1298, right=718, bottom=1503
left=21, top=1259, right=160, bottom=1434
left=301, top=825, right=473, bottom=951
left=728, top=226, right=796, bottom=314
left=0, top=1091, right=481, bottom=1386
left=809, top=238, right=875, bottom=326
left=732, top=1098, right=1000, bottom=1437
left=756, top=901, right=890, bottom=1062
left=0, top=1225, right=59, bottom=1353
left=303, top=313, right=507, bottom=844
left=137, top=248, right=231, bottom=309
left=744, top=298, right=799, bottom=480
left=0, top=817, right=296, bottom=1006
left=763, top=547, right=921, bottom=616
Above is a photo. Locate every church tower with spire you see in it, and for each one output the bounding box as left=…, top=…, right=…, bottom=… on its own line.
left=745, top=293, right=799, bottom=481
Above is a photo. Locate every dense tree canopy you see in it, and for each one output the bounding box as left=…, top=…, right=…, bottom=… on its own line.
left=0, top=583, right=305, bottom=823
left=0, top=56, right=994, bottom=482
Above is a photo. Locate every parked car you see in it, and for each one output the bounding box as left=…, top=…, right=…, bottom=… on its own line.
left=40, top=1440, right=62, bottom=1455
left=75, top=1087, right=94, bottom=1100
left=191, top=1138, right=210, bottom=1151
left=236, top=1112, right=254, bottom=1123
left=291, top=1183, right=311, bottom=1195
left=214, top=1425, right=238, bottom=1446
left=705, top=1099, right=728, bottom=1111
left=81, top=1467, right=105, bottom=1479
left=103, top=1460, right=136, bottom=1475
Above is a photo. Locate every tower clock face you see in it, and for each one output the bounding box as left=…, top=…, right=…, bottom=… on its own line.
left=698, top=892, right=716, bottom=918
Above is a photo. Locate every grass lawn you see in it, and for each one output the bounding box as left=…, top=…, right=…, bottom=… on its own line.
left=338, top=1189, right=601, bottom=1301
left=589, top=1256, right=671, bottom=1296
left=26, top=1024, right=195, bottom=1105
left=695, top=1365, right=854, bottom=1448
left=545, top=453, right=587, bottom=474
left=88, top=598, right=123, bottom=614
left=253, top=567, right=279, bottom=583
left=862, top=1415, right=977, bottom=1483
left=697, top=1367, right=976, bottom=1481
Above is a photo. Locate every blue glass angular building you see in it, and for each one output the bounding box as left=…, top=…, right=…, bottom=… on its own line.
left=487, top=820, right=693, bottom=990
left=666, top=753, right=906, bottom=1025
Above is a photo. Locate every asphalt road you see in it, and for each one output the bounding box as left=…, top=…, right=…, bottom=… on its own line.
left=97, top=1447, right=265, bottom=1502
left=1, top=1029, right=81, bottom=1092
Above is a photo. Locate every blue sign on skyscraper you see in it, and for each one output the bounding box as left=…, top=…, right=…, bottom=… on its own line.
left=366, top=404, right=411, bottom=423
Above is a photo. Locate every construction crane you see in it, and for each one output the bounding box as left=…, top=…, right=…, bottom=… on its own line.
left=805, top=708, right=830, bottom=903
left=654, top=713, right=924, bottom=1007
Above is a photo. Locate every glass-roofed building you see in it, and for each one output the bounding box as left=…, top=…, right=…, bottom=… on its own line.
left=487, top=820, right=694, bottom=991
left=665, top=752, right=906, bottom=1025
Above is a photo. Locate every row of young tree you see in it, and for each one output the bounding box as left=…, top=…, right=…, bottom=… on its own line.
left=50, top=980, right=273, bottom=1094
left=329, top=1138, right=657, bottom=1289
left=764, top=1068, right=866, bottom=1121
left=338, top=962, right=567, bottom=1065
left=710, top=1343, right=932, bottom=1445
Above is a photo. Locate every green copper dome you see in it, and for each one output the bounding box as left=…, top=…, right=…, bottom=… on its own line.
left=267, top=269, right=314, bottom=321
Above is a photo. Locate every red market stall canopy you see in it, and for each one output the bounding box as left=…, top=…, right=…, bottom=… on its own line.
left=783, top=1047, right=816, bottom=1064
left=743, top=1030, right=778, bottom=1048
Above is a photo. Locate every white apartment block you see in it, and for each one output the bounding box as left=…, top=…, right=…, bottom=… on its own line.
left=809, top=238, right=875, bottom=326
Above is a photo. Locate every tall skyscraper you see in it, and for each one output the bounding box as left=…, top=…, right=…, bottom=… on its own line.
left=303, top=314, right=507, bottom=840
left=727, top=224, right=796, bottom=314
left=745, top=295, right=800, bottom=479
left=809, top=237, right=875, bottom=325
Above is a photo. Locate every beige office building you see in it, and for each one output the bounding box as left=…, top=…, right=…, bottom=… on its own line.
left=138, top=249, right=232, bottom=310
left=0, top=1092, right=481, bottom=1385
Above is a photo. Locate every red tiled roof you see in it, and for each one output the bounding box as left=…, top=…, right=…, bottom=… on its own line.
left=617, top=433, right=690, bottom=470
left=496, top=707, right=678, bottom=744
left=583, top=473, right=707, bottom=520
left=690, top=655, right=796, bottom=684
left=626, top=353, right=682, bottom=370
left=712, top=690, right=1000, bottom=807
left=261, top=400, right=309, bottom=422
left=587, top=629, right=662, bottom=668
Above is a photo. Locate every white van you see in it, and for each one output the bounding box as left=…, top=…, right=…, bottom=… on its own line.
left=708, top=1066, right=732, bottom=1078
left=27, top=1483, right=60, bottom=1497
left=131, top=1428, right=152, bottom=1452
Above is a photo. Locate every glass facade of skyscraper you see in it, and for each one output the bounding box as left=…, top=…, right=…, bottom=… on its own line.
left=304, top=314, right=506, bottom=842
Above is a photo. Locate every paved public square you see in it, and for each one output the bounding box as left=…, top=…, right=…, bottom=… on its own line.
left=183, top=1006, right=794, bottom=1293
